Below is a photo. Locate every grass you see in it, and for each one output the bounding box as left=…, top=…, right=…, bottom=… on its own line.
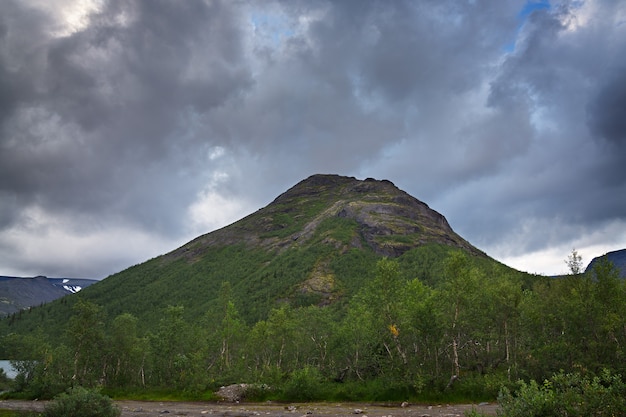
left=0, top=411, right=39, bottom=417
left=99, top=377, right=498, bottom=404
left=101, top=388, right=219, bottom=402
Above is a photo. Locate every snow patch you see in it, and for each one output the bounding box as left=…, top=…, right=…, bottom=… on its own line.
left=63, top=285, right=82, bottom=294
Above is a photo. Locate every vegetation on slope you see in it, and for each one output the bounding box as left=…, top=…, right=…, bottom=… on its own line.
left=1, top=175, right=626, bottom=413
left=2, top=254, right=625, bottom=407
left=0, top=175, right=484, bottom=335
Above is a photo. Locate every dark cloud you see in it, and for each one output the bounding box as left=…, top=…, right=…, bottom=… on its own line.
left=587, top=68, right=626, bottom=146
left=1, top=0, right=625, bottom=277
left=460, top=1, right=626, bottom=247
left=0, top=0, right=251, bottom=237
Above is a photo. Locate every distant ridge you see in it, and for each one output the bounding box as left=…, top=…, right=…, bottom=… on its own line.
left=0, top=276, right=96, bottom=316
left=585, top=249, right=626, bottom=278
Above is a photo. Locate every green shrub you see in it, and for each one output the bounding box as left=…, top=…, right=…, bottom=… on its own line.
left=43, top=386, right=120, bottom=417
left=498, top=369, right=626, bottom=417
left=327, top=378, right=416, bottom=402
left=237, top=384, right=275, bottom=402
left=498, top=379, right=556, bottom=417
left=280, top=366, right=326, bottom=401
left=464, top=409, right=489, bottom=417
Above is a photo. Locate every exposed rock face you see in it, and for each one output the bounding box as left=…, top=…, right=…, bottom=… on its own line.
left=270, top=174, right=482, bottom=257
left=298, top=258, right=337, bottom=305
left=171, top=174, right=484, bottom=261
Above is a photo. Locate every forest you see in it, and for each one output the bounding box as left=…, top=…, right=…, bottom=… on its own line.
left=2, top=249, right=626, bottom=407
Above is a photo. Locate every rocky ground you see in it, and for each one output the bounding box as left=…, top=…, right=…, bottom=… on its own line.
left=0, top=399, right=498, bottom=416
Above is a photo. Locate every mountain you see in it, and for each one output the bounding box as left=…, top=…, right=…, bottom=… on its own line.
left=0, top=276, right=96, bottom=317
left=3, top=175, right=623, bottom=398
left=585, top=249, right=626, bottom=278
left=1, top=174, right=503, bottom=336
left=169, top=174, right=484, bottom=260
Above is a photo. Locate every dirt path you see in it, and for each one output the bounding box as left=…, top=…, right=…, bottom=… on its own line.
left=1, top=399, right=498, bottom=416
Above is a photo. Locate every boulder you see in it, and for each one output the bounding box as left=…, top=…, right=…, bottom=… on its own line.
left=216, top=384, right=249, bottom=402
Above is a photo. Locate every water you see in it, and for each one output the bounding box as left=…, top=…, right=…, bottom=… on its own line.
left=0, top=360, right=17, bottom=379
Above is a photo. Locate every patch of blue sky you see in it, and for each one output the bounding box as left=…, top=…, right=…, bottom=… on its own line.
left=249, top=11, right=295, bottom=49
left=504, top=0, right=551, bottom=52
left=518, top=0, right=551, bottom=20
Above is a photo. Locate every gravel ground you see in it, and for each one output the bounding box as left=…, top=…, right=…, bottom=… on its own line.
left=0, top=399, right=499, bottom=416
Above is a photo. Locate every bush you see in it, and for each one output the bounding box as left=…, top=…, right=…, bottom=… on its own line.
left=498, top=369, right=626, bottom=417
left=280, top=366, right=326, bottom=401
left=464, top=409, right=489, bottom=417
left=498, top=379, right=556, bottom=417
left=326, top=378, right=416, bottom=402
left=43, top=386, right=120, bottom=417
left=0, top=369, right=11, bottom=393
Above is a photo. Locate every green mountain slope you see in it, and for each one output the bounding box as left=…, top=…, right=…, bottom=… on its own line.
left=2, top=174, right=496, bottom=335
left=6, top=175, right=626, bottom=402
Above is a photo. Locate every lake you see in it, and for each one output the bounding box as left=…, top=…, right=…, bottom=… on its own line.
left=0, top=360, right=17, bottom=379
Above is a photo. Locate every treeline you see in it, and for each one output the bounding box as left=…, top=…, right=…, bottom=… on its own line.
left=2, top=252, right=626, bottom=401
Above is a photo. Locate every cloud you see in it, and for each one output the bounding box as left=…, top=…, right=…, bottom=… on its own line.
left=0, top=0, right=251, bottom=233
left=588, top=68, right=626, bottom=147
left=0, top=204, right=177, bottom=278
left=1, top=0, right=625, bottom=278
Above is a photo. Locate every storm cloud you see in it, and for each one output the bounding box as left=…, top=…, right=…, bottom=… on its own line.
left=1, top=0, right=625, bottom=278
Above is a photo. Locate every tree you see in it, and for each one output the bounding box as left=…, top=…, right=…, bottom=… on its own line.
left=291, top=306, right=337, bottom=375
left=107, top=313, right=145, bottom=388
left=565, top=249, right=583, bottom=275
left=150, top=305, right=196, bottom=388
left=588, top=258, right=626, bottom=372
left=520, top=257, right=626, bottom=378
left=265, top=305, right=297, bottom=370
left=217, top=300, right=247, bottom=373
left=337, top=297, right=379, bottom=381
left=6, top=330, right=70, bottom=397
left=372, top=258, right=403, bottom=326
left=201, top=282, right=248, bottom=383
left=396, top=277, right=438, bottom=389
left=439, top=251, right=482, bottom=381
left=67, top=300, right=105, bottom=387
left=485, top=271, right=523, bottom=380
left=245, top=305, right=297, bottom=382
left=338, top=258, right=406, bottom=381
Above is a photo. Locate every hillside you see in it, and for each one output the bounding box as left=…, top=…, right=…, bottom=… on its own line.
left=7, top=175, right=626, bottom=401
left=0, top=276, right=96, bottom=317
left=0, top=175, right=500, bottom=334
left=586, top=249, right=626, bottom=278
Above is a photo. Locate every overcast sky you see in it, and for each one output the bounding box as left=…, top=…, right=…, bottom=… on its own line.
left=1, top=0, right=625, bottom=279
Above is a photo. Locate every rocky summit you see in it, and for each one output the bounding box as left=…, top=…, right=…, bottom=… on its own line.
left=171, top=174, right=483, bottom=261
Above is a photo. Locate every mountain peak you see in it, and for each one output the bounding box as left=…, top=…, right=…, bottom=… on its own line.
left=272, top=174, right=396, bottom=204
left=173, top=174, right=483, bottom=261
